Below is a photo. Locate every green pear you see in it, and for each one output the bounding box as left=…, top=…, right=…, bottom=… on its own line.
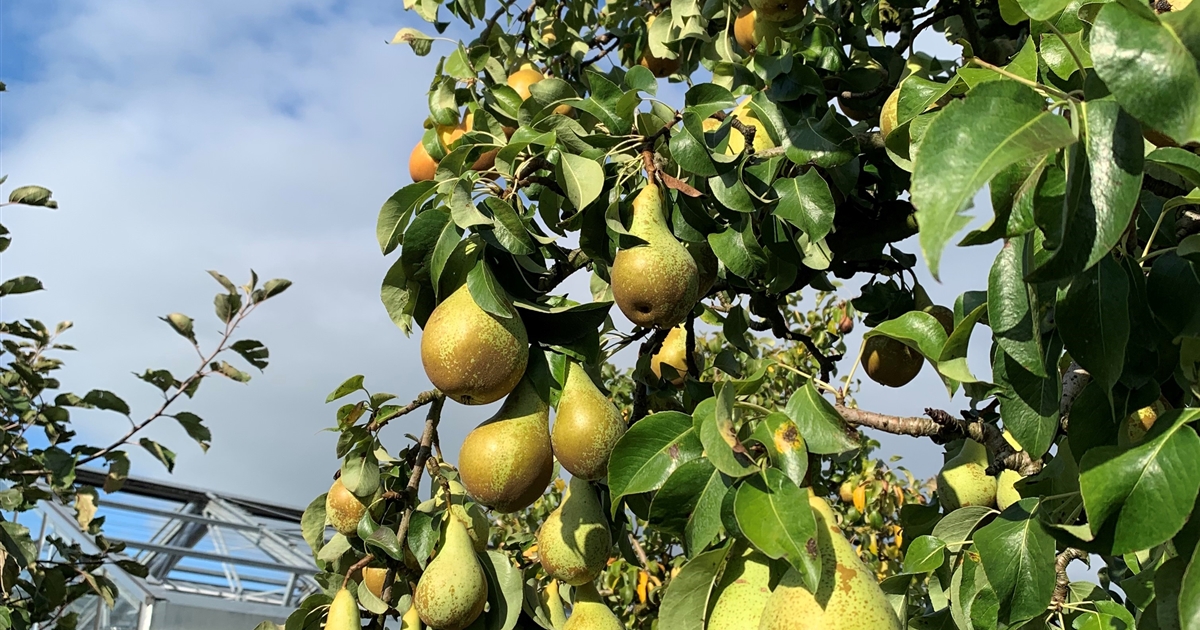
left=414, top=514, right=488, bottom=630
left=708, top=543, right=774, bottom=629
left=563, top=581, right=623, bottom=630
left=610, top=183, right=699, bottom=328
left=421, top=284, right=529, bottom=405
left=325, top=587, right=361, bottom=630
left=863, top=335, right=923, bottom=388
left=758, top=494, right=902, bottom=630
left=459, top=377, right=553, bottom=513
left=936, top=439, right=997, bottom=511
left=538, top=477, right=612, bottom=585
left=996, top=469, right=1023, bottom=511
left=552, top=360, right=626, bottom=480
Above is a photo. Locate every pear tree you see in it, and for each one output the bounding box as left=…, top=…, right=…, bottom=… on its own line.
left=285, top=0, right=1200, bottom=627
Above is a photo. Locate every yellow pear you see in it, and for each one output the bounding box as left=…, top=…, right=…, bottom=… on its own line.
left=459, top=376, right=554, bottom=512
left=326, top=479, right=368, bottom=536
left=708, top=543, right=774, bottom=629
left=507, top=66, right=573, bottom=116
left=362, top=566, right=388, bottom=599
left=863, top=336, right=923, bottom=388
left=650, top=325, right=693, bottom=386
left=936, top=440, right=997, bottom=511
left=748, top=0, right=804, bottom=22
left=610, top=183, right=699, bottom=328
left=537, top=477, right=612, bottom=585
left=733, top=7, right=782, bottom=54
left=996, top=469, right=1023, bottom=511
left=420, top=284, right=529, bottom=405
left=726, top=103, right=776, bottom=155
left=880, top=88, right=900, bottom=138
left=551, top=360, right=626, bottom=480
left=414, top=514, right=488, bottom=630
left=758, top=494, right=902, bottom=630
left=563, top=581, right=623, bottom=630
left=326, top=587, right=361, bottom=630
left=400, top=602, right=422, bottom=629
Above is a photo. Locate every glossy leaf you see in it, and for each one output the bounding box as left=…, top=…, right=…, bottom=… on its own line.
left=658, top=546, right=729, bottom=630
left=607, top=411, right=703, bottom=514
left=772, top=169, right=836, bottom=241
left=904, top=535, right=947, bottom=574
left=1080, top=408, right=1200, bottom=554
left=974, top=498, right=1057, bottom=626
left=1057, top=256, right=1129, bottom=395
left=784, top=383, right=860, bottom=454
left=989, top=237, right=1046, bottom=377
left=748, top=412, right=808, bottom=488
left=556, top=153, right=604, bottom=212
left=912, top=81, right=1075, bottom=278
left=734, top=468, right=820, bottom=590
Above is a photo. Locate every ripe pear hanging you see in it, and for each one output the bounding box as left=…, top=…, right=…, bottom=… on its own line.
left=326, top=479, right=369, bottom=536
left=421, top=284, right=529, bottom=405
left=650, top=325, right=693, bottom=386
left=758, top=493, right=902, bottom=630
left=325, top=587, right=361, bottom=630
left=537, top=477, right=612, bottom=586
left=552, top=360, right=626, bottom=480
left=414, top=514, right=488, bottom=630
left=610, top=183, right=699, bottom=328
left=937, top=439, right=997, bottom=511
left=707, top=543, right=775, bottom=629
left=459, top=376, right=554, bottom=512
left=563, top=581, right=623, bottom=630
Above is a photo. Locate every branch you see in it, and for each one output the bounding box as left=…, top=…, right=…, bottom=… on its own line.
left=478, top=0, right=520, bottom=43
left=747, top=297, right=841, bottom=382
left=835, top=405, right=1043, bottom=475
left=632, top=328, right=669, bottom=422
left=684, top=314, right=700, bottom=379
left=367, top=389, right=441, bottom=431
left=393, top=395, right=446, bottom=560
left=538, top=248, right=590, bottom=293
left=1059, top=362, right=1090, bottom=430
left=1049, top=548, right=1088, bottom=610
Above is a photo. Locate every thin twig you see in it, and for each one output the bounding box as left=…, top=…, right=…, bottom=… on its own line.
left=393, top=396, right=446, bottom=553
left=367, top=389, right=441, bottom=431
left=1050, top=548, right=1088, bottom=610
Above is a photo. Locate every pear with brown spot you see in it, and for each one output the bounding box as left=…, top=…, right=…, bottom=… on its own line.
left=758, top=493, right=901, bottom=630
left=458, top=376, right=554, bottom=512
left=610, top=183, right=698, bottom=329
left=708, top=543, right=775, bottom=629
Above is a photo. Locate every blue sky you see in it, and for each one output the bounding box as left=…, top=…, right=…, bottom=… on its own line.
left=0, top=1, right=995, bottom=509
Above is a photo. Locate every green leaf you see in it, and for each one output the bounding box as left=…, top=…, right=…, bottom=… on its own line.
left=865, top=310, right=950, bottom=362
left=476, top=550, right=523, bottom=630
left=748, top=412, right=808, bottom=488
left=607, top=411, right=703, bottom=514
left=0, top=276, right=43, bottom=296
left=772, top=169, right=835, bottom=242
left=467, top=259, right=516, bottom=319
left=139, top=438, right=177, bottom=473
left=377, top=181, right=437, bottom=255
left=904, top=535, right=947, bottom=574
left=1181, top=553, right=1200, bottom=630
left=708, top=166, right=756, bottom=214
left=734, top=468, right=820, bottom=590
left=647, top=458, right=717, bottom=537
left=364, top=524, right=405, bottom=563
left=912, top=81, right=1075, bottom=278
left=1057, top=256, right=1128, bottom=395
left=214, top=292, right=242, bottom=324
left=989, top=237, right=1046, bottom=377
left=556, top=153, right=604, bottom=212
left=449, top=180, right=494, bottom=229
left=82, top=390, right=130, bottom=416
left=686, top=466, right=732, bottom=554
left=1079, top=408, right=1200, bottom=554
left=208, top=270, right=237, bottom=293
left=257, top=278, right=291, bottom=302
left=0, top=522, right=36, bottom=567
left=173, top=412, right=211, bottom=452
left=161, top=313, right=196, bottom=341
left=670, top=112, right=717, bottom=177
left=230, top=339, right=269, bottom=370
left=341, top=447, right=380, bottom=497
left=210, top=360, right=251, bottom=383
left=1076, top=100, right=1145, bottom=269
left=389, top=27, right=434, bottom=55
left=659, top=546, right=730, bottom=630
left=483, top=197, right=535, bottom=256
left=1017, top=0, right=1071, bottom=20
left=8, top=185, right=56, bottom=208
left=1092, top=0, right=1200, bottom=145
left=932, top=506, right=997, bottom=552
left=784, top=383, right=860, bottom=454
left=1147, top=147, right=1200, bottom=188
left=785, top=109, right=858, bottom=169
left=708, top=223, right=767, bottom=279
left=696, top=385, right=757, bottom=478
left=327, top=375, right=365, bottom=403
left=993, top=337, right=1062, bottom=459
left=937, top=303, right=989, bottom=383
left=974, top=498, right=1057, bottom=626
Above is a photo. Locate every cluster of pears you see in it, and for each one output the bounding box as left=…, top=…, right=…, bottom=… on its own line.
left=863, top=295, right=953, bottom=389
left=694, top=491, right=902, bottom=629
left=936, top=439, right=1025, bottom=512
